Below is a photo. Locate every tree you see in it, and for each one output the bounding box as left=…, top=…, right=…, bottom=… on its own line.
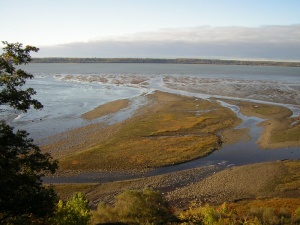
left=0, top=41, right=42, bottom=111
left=0, top=41, right=58, bottom=223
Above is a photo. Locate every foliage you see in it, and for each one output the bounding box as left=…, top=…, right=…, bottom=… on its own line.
left=0, top=41, right=58, bottom=223
left=0, top=41, right=42, bottom=111
left=179, top=202, right=300, bottom=225
left=179, top=202, right=247, bottom=225
left=0, top=121, right=58, bottom=223
left=92, top=188, right=174, bottom=224
left=50, top=192, right=91, bottom=225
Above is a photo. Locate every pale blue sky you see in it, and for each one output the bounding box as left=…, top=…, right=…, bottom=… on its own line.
left=1, top=0, right=300, bottom=59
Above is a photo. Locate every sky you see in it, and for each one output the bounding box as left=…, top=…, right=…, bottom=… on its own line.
left=1, top=0, right=300, bottom=60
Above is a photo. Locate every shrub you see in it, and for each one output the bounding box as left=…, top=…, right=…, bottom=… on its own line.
left=179, top=202, right=263, bottom=225
left=50, top=192, right=90, bottom=225
left=93, top=188, right=173, bottom=224
left=92, top=202, right=116, bottom=224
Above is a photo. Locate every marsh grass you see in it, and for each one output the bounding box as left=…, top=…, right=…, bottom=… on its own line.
left=270, top=121, right=300, bottom=143
left=225, top=100, right=300, bottom=147
left=59, top=92, right=240, bottom=171
left=234, top=101, right=292, bottom=119
left=91, top=188, right=174, bottom=224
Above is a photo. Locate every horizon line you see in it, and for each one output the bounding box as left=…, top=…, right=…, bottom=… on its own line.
left=31, top=57, right=300, bottom=63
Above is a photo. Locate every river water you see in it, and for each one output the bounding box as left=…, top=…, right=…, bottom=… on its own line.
left=1, top=63, right=300, bottom=182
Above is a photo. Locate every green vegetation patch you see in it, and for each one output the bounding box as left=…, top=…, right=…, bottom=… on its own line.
left=91, top=188, right=174, bottom=224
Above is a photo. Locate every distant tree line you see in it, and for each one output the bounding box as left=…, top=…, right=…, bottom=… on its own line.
left=31, top=57, right=300, bottom=67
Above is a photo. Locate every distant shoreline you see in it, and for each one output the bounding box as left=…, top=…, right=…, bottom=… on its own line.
left=32, top=58, right=300, bottom=67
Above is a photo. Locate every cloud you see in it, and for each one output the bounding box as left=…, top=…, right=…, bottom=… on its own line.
left=37, top=25, right=300, bottom=60
left=117, top=25, right=300, bottom=44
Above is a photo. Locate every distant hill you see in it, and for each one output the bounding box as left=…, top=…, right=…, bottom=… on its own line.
left=31, top=58, right=300, bottom=67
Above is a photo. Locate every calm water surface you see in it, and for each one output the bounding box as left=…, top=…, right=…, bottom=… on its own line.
left=21, top=63, right=300, bottom=82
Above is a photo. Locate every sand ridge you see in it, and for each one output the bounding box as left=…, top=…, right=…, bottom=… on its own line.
left=81, top=99, right=129, bottom=120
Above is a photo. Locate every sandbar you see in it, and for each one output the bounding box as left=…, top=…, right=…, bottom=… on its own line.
left=81, top=99, right=129, bottom=120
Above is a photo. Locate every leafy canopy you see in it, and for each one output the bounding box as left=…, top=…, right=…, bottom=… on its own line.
left=0, top=41, right=42, bottom=112
left=0, top=41, right=58, bottom=224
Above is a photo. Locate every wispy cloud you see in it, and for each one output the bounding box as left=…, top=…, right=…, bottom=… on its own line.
left=38, top=25, right=300, bottom=60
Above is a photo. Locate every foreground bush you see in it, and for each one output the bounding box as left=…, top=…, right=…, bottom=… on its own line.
left=50, top=192, right=91, bottom=225
left=179, top=202, right=300, bottom=225
left=92, top=188, right=174, bottom=224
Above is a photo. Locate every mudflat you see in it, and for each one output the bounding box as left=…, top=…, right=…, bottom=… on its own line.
left=42, top=91, right=300, bottom=208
